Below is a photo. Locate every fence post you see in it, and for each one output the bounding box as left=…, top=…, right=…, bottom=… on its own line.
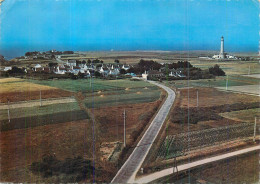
left=123, top=109, right=126, bottom=148
left=196, top=89, right=199, bottom=108
left=225, top=75, right=228, bottom=91
left=253, top=117, right=256, bottom=142
left=40, top=90, right=42, bottom=107
left=7, top=100, right=10, bottom=123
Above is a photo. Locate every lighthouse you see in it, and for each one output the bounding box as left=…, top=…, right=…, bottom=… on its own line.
left=219, top=36, right=225, bottom=59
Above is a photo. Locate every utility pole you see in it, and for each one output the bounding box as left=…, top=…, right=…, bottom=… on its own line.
left=40, top=90, right=42, bottom=107
left=226, top=75, right=228, bottom=91
left=123, top=109, right=126, bottom=148
left=7, top=100, right=10, bottom=123
left=253, top=117, right=257, bottom=142
left=248, top=66, right=251, bottom=75
left=196, top=89, right=199, bottom=108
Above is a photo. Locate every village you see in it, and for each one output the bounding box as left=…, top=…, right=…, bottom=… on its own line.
left=0, top=50, right=193, bottom=80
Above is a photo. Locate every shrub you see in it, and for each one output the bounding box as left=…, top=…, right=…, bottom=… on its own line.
left=209, top=64, right=225, bottom=76
left=30, top=155, right=94, bottom=182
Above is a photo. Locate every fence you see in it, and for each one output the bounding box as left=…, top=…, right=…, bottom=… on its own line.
left=157, top=123, right=258, bottom=159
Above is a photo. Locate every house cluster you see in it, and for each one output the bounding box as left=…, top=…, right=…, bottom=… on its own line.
left=142, top=68, right=186, bottom=80
left=30, top=60, right=133, bottom=77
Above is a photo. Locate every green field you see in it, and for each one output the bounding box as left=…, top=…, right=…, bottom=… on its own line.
left=28, top=78, right=162, bottom=107
left=0, top=102, right=80, bottom=121
left=191, top=60, right=260, bottom=75
left=29, top=79, right=155, bottom=92
left=170, top=75, right=259, bottom=88
left=85, top=89, right=161, bottom=108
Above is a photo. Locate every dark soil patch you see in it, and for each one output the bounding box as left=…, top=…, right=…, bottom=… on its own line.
left=1, top=110, right=89, bottom=131
left=0, top=89, right=73, bottom=103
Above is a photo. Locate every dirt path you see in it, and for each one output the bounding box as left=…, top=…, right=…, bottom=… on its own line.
left=0, top=97, right=76, bottom=110
left=135, top=145, right=260, bottom=183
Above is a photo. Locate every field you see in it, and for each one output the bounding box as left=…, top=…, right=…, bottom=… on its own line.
left=0, top=120, right=101, bottom=183
left=29, top=78, right=162, bottom=107
left=0, top=79, right=56, bottom=93
left=0, top=77, right=163, bottom=182
left=177, top=87, right=259, bottom=108
left=191, top=151, right=259, bottom=183
left=190, top=60, right=260, bottom=75
left=85, top=87, right=161, bottom=108
left=165, top=87, right=259, bottom=135
left=141, top=82, right=259, bottom=174
left=29, top=78, right=156, bottom=92
left=217, top=84, right=260, bottom=96
left=0, top=77, right=25, bottom=83
left=160, top=151, right=259, bottom=184
left=169, top=75, right=259, bottom=89
left=157, top=123, right=257, bottom=159
left=0, top=102, right=80, bottom=120
left=220, top=108, right=260, bottom=123
left=0, top=78, right=72, bottom=103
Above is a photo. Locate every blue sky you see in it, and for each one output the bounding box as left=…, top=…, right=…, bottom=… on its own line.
left=0, top=0, right=259, bottom=58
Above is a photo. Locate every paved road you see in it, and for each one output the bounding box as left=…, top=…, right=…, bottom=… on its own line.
left=135, top=145, right=260, bottom=183
left=111, top=81, right=176, bottom=183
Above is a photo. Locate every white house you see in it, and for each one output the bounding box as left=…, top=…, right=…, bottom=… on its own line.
left=122, top=65, right=130, bottom=70
left=109, top=68, right=120, bottom=75
left=55, top=66, right=66, bottom=74
left=4, top=67, right=12, bottom=71
left=142, top=71, right=148, bottom=80
left=169, top=71, right=177, bottom=77
left=34, top=64, right=42, bottom=71
left=99, top=66, right=109, bottom=74
left=67, top=60, right=77, bottom=67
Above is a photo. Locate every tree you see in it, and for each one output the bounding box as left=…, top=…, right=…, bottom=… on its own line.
left=48, top=62, right=58, bottom=68
left=69, top=73, right=78, bottom=80
left=8, top=66, right=25, bottom=74
left=87, top=59, right=91, bottom=64
left=138, top=59, right=162, bottom=71
left=120, top=69, right=126, bottom=74
left=76, top=60, right=82, bottom=66
left=78, top=72, right=85, bottom=79
left=94, top=71, right=101, bottom=77
left=114, top=59, right=120, bottom=63
left=63, top=51, right=74, bottom=54
left=51, top=54, right=56, bottom=60
left=209, top=64, right=225, bottom=76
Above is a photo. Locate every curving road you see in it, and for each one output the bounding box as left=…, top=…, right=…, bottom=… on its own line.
left=111, top=81, right=176, bottom=183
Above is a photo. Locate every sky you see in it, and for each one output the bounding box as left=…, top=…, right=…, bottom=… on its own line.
left=0, top=0, right=259, bottom=58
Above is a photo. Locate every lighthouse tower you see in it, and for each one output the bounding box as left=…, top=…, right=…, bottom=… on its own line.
left=219, top=36, right=225, bottom=59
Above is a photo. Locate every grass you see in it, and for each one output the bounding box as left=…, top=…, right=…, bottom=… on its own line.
left=1, top=110, right=89, bottom=131
left=219, top=108, right=260, bottom=123
left=28, top=79, right=156, bottom=92
left=0, top=102, right=80, bottom=121
left=191, top=60, right=260, bottom=75
left=171, top=75, right=259, bottom=88
left=0, top=81, right=57, bottom=93
left=0, top=77, right=25, bottom=83
left=85, top=89, right=161, bottom=108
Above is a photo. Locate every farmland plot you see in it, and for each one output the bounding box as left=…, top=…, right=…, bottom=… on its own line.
left=157, top=123, right=258, bottom=159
